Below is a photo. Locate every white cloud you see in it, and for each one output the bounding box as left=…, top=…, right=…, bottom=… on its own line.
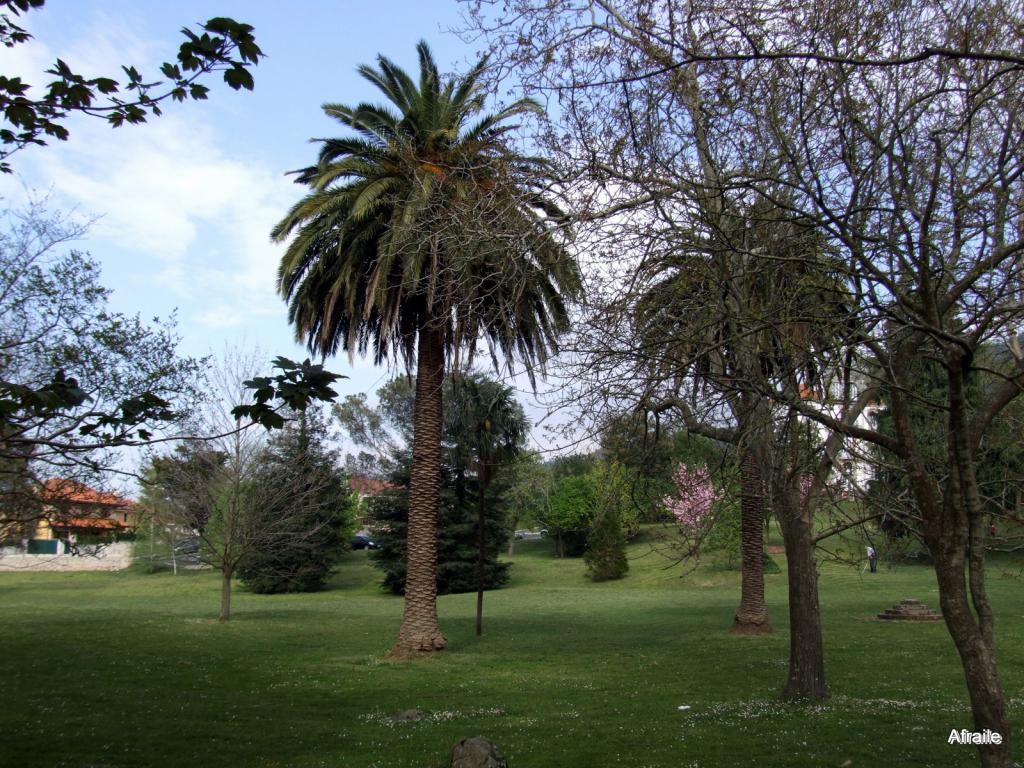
left=25, top=109, right=297, bottom=331
left=60, top=10, right=157, bottom=78
left=196, top=304, right=248, bottom=330
left=0, top=11, right=297, bottom=335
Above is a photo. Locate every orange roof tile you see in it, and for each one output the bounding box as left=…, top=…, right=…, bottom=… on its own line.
left=349, top=476, right=397, bottom=495
left=41, top=479, right=136, bottom=509
left=798, top=382, right=820, bottom=401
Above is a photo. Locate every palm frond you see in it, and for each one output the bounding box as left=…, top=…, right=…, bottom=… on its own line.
left=272, top=42, right=580, bottom=375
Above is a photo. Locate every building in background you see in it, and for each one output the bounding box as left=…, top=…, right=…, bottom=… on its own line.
left=29, top=480, right=138, bottom=553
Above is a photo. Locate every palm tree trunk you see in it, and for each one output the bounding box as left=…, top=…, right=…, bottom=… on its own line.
left=393, top=324, right=447, bottom=655
left=732, top=448, right=771, bottom=633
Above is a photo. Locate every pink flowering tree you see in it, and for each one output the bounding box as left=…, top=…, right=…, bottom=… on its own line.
left=663, top=463, right=721, bottom=541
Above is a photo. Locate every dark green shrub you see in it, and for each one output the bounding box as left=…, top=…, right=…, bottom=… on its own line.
left=584, top=507, right=628, bottom=581
left=367, top=485, right=510, bottom=596
left=583, top=462, right=630, bottom=581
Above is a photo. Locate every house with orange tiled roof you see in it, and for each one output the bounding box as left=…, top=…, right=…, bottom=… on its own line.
left=32, top=479, right=138, bottom=543
left=348, top=475, right=397, bottom=498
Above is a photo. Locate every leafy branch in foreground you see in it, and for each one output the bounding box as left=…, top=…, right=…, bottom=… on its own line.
left=231, top=357, right=345, bottom=430
left=0, top=1, right=263, bottom=171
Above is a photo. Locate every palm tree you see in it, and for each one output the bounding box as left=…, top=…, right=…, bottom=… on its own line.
left=635, top=234, right=774, bottom=635
left=445, top=372, right=528, bottom=636
left=635, top=197, right=852, bottom=696
left=272, top=42, right=580, bottom=655
left=635, top=200, right=848, bottom=638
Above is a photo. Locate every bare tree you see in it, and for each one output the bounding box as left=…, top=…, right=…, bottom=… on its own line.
left=142, top=349, right=343, bottom=621
left=746, top=6, right=1024, bottom=762
left=461, top=0, right=871, bottom=700
left=465, top=1, right=1024, bottom=762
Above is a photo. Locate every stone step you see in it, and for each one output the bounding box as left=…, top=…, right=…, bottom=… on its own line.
left=877, top=599, right=943, bottom=621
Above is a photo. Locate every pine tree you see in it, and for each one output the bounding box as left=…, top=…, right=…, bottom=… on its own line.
left=583, top=462, right=630, bottom=581
left=238, top=407, right=356, bottom=594
left=366, top=481, right=511, bottom=596
left=339, top=373, right=523, bottom=598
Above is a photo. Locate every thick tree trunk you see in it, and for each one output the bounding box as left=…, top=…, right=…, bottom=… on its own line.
left=778, top=507, right=827, bottom=700
left=219, top=566, right=232, bottom=622
left=733, top=448, right=771, bottom=634
left=919, top=358, right=1012, bottom=766
left=393, top=324, right=447, bottom=655
left=933, top=552, right=1013, bottom=767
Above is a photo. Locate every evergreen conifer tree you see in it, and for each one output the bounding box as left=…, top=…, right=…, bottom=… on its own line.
left=583, top=462, right=630, bottom=581
left=238, top=406, right=356, bottom=593
left=584, top=506, right=628, bottom=581
left=366, top=479, right=511, bottom=596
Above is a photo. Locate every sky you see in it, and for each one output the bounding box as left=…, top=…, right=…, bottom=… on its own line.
left=0, top=1, right=580, bottom=455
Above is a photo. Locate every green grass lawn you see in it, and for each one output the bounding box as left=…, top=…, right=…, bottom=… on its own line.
left=1, top=536, right=1022, bottom=767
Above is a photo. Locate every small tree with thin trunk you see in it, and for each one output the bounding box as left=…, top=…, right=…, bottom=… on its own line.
left=144, top=430, right=333, bottom=621
left=444, top=372, right=528, bottom=635
left=142, top=350, right=343, bottom=621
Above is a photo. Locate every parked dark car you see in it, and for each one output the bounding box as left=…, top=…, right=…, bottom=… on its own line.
left=351, top=533, right=377, bottom=550
left=173, top=538, right=200, bottom=555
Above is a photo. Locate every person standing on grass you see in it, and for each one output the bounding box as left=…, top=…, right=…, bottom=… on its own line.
left=867, top=545, right=878, bottom=573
